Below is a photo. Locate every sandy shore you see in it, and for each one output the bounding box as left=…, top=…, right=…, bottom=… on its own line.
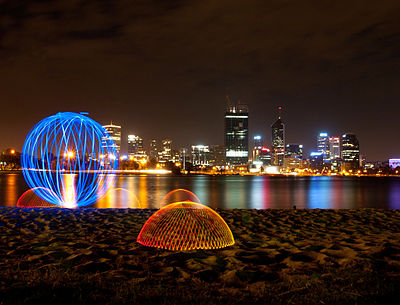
left=0, top=208, right=399, bottom=304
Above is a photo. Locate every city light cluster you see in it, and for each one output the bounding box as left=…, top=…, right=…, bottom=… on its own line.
left=2, top=104, right=398, bottom=176
left=97, top=101, right=394, bottom=175
left=97, top=104, right=399, bottom=175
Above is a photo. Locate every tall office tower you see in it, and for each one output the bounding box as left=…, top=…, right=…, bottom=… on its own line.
left=285, top=144, right=303, bottom=159
left=328, top=137, right=340, bottom=160
left=252, top=146, right=272, bottom=166
left=224, top=102, right=249, bottom=165
left=259, top=147, right=272, bottom=166
left=328, top=136, right=341, bottom=171
left=317, top=132, right=330, bottom=162
left=341, top=133, right=360, bottom=171
left=283, top=144, right=303, bottom=169
left=149, top=139, right=158, bottom=161
left=251, top=135, right=263, bottom=162
left=309, top=151, right=324, bottom=171
left=253, top=135, right=262, bottom=148
left=271, top=106, right=285, bottom=166
left=127, top=135, right=144, bottom=157
left=159, top=139, right=172, bottom=163
left=191, top=145, right=210, bottom=166
left=102, top=123, right=121, bottom=154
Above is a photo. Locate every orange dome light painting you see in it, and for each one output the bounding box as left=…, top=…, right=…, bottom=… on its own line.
left=137, top=201, right=235, bottom=251
left=159, top=188, right=201, bottom=208
left=17, top=187, right=57, bottom=208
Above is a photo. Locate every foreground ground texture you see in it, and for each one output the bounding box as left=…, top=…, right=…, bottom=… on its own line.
left=0, top=208, right=399, bottom=305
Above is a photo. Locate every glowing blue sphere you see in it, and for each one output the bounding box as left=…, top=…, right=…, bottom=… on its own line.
left=21, top=112, right=119, bottom=208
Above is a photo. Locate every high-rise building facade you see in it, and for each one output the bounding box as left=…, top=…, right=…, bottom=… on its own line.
left=328, top=136, right=341, bottom=171
left=283, top=144, right=303, bottom=169
left=159, top=139, right=172, bottom=163
left=191, top=145, right=210, bottom=166
left=317, top=132, right=330, bottom=162
left=285, top=144, right=303, bottom=159
left=253, top=135, right=262, bottom=149
left=224, top=103, right=249, bottom=165
left=271, top=106, right=285, bottom=166
left=252, top=135, right=263, bottom=162
left=257, top=147, right=272, bottom=166
left=102, top=123, right=121, bottom=154
left=328, top=137, right=340, bottom=160
left=250, top=145, right=271, bottom=173
left=127, top=135, right=144, bottom=158
left=341, top=133, right=360, bottom=171
left=149, top=139, right=158, bottom=161
left=309, top=151, right=324, bottom=171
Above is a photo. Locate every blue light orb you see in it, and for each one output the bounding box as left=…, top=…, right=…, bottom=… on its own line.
left=21, top=112, right=119, bottom=208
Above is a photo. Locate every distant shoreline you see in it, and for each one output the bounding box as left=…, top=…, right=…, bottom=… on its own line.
left=1, top=169, right=399, bottom=178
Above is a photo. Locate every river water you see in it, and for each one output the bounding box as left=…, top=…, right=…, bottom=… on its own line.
left=0, top=173, right=399, bottom=209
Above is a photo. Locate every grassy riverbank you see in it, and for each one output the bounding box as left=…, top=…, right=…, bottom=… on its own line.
left=0, top=208, right=399, bottom=304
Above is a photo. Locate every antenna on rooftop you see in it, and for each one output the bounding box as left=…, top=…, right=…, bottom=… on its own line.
left=225, top=95, right=233, bottom=112
left=225, top=95, right=232, bottom=108
left=278, top=105, right=283, bottom=119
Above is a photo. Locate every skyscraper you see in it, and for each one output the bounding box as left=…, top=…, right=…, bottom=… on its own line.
left=328, top=136, right=341, bottom=171
left=149, top=139, right=158, bottom=161
left=127, top=135, right=145, bottom=158
left=252, top=146, right=272, bottom=166
left=102, top=123, right=121, bottom=154
left=191, top=145, right=210, bottom=166
left=283, top=144, right=303, bottom=170
left=309, top=151, right=324, bottom=171
left=329, top=137, right=340, bottom=160
left=317, top=132, right=330, bottom=162
left=159, top=139, right=172, bottom=163
left=285, top=144, right=303, bottom=159
left=341, top=133, right=360, bottom=171
left=252, top=135, right=263, bottom=162
left=253, top=135, right=262, bottom=148
left=224, top=102, right=249, bottom=165
left=271, top=106, right=285, bottom=166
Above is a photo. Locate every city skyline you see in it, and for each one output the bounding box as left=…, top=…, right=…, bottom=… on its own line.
left=0, top=105, right=394, bottom=163
left=0, top=1, right=399, bottom=160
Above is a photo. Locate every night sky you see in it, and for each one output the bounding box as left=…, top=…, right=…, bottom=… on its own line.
left=0, top=0, right=399, bottom=160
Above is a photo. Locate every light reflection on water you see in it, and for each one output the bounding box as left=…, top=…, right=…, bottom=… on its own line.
left=5, top=174, right=18, bottom=206
left=308, top=176, right=331, bottom=209
left=0, top=173, right=399, bottom=209
left=389, top=182, right=400, bottom=209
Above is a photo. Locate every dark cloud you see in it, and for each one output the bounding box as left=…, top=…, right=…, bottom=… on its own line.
left=349, top=22, right=386, bottom=41
left=66, top=25, right=122, bottom=40
left=0, top=0, right=399, bottom=159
